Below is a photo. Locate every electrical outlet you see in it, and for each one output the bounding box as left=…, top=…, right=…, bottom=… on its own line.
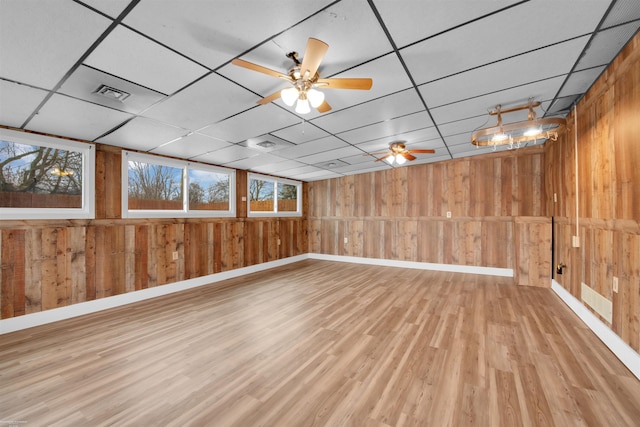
left=172, top=251, right=179, bottom=260
left=277, top=239, right=281, bottom=245
left=446, top=211, right=452, bottom=218
left=572, top=236, right=580, bottom=247
left=553, top=193, right=557, bottom=203
left=344, top=237, right=348, bottom=244
left=613, top=276, right=619, bottom=293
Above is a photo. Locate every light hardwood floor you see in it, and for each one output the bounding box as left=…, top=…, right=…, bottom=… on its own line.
left=1, top=259, right=639, bottom=426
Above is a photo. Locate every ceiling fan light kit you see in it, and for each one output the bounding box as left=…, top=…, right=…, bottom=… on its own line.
left=372, top=141, right=436, bottom=165
left=232, top=37, right=372, bottom=115
left=472, top=100, right=566, bottom=149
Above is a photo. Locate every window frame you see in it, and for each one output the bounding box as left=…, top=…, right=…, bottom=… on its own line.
left=247, top=172, right=302, bottom=217
left=122, top=151, right=236, bottom=218
left=0, top=128, right=95, bottom=220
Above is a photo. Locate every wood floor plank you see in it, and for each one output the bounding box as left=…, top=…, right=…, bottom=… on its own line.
left=1, top=259, right=639, bottom=426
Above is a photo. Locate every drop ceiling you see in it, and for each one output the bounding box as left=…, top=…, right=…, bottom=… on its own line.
left=1, top=0, right=638, bottom=181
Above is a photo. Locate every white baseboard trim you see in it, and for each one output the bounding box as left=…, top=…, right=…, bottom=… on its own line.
left=0, top=254, right=309, bottom=335
left=308, top=253, right=514, bottom=277
left=551, top=279, right=640, bottom=380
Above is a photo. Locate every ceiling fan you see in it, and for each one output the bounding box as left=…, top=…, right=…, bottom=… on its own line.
left=231, top=37, right=372, bottom=114
left=371, top=142, right=435, bottom=165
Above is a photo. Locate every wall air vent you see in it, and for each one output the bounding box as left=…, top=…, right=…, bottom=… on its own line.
left=95, top=84, right=130, bottom=102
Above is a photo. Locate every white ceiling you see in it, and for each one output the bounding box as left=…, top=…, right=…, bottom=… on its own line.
left=1, top=0, right=638, bottom=181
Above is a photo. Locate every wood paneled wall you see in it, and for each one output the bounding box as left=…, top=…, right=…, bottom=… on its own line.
left=546, top=32, right=640, bottom=353
left=308, top=147, right=551, bottom=287
left=0, top=147, right=307, bottom=319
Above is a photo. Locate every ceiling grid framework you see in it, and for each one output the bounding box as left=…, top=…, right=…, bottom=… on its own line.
left=1, top=0, right=638, bottom=181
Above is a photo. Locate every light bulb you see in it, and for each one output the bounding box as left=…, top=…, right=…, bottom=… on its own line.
left=523, top=127, right=542, bottom=137
left=281, top=87, right=298, bottom=106
left=307, top=88, right=325, bottom=108
left=384, top=155, right=395, bottom=164
left=295, top=98, right=311, bottom=114
left=491, top=133, right=508, bottom=142
left=395, top=154, right=407, bottom=165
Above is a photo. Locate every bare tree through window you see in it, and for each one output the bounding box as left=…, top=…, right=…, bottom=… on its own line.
left=0, top=140, right=84, bottom=208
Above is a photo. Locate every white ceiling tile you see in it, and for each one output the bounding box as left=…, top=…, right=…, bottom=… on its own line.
left=251, top=160, right=309, bottom=175
left=292, top=170, right=343, bottom=181
left=0, top=0, right=111, bottom=89
left=439, top=115, right=492, bottom=137
left=401, top=0, right=611, bottom=84
left=96, top=117, right=188, bottom=151
left=340, top=153, right=382, bottom=165
left=123, top=0, right=335, bottom=70
left=311, top=88, right=424, bottom=134
left=25, top=94, right=132, bottom=141
left=419, top=36, right=590, bottom=108
left=558, top=66, right=607, bottom=97
left=0, top=80, right=48, bottom=127
left=198, top=104, right=300, bottom=143
left=375, top=0, right=521, bottom=47
left=150, top=132, right=232, bottom=159
left=337, top=111, right=433, bottom=144
left=332, top=161, right=390, bottom=174
left=143, top=72, right=261, bottom=130
left=279, top=165, right=325, bottom=176
left=80, top=0, right=131, bottom=18
left=321, top=53, right=413, bottom=111
left=85, top=25, right=208, bottom=94
left=224, top=153, right=286, bottom=170
left=601, top=0, right=640, bottom=27
left=548, top=95, right=580, bottom=115
left=575, top=22, right=640, bottom=71
left=296, top=146, right=363, bottom=164
left=192, top=144, right=260, bottom=165
left=271, top=122, right=331, bottom=145
left=445, top=133, right=475, bottom=147
left=270, top=135, right=351, bottom=160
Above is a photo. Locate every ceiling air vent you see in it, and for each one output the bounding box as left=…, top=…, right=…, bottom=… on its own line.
left=256, top=141, right=277, bottom=148
left=95, top=84, right=130, bottom=102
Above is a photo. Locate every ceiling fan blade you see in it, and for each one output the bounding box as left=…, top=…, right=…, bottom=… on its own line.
left=374, top=156, right=390, bottom=162
left=231, top=58, right=290, bottom=80
left=316, top=78, right=373, bottom=90
left=316, top=100, right=332, bottom=113
left=257, top=90, right=283, bottom=105
left=300, top=38, right=329, bottom=79
left=401, top=152, right=416, bottom=161
left=408, top=149, right=436, bottom=154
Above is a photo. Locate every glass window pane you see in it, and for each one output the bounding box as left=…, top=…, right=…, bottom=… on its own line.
left=249, top=178, right=274, bottom=212
left=277, top=183, right=298, bottom=212
left=0, top=139, right=83, bottom=208
left=128, top=161, right=183, bottom=210
left=188, top=169, right=229, bottom=211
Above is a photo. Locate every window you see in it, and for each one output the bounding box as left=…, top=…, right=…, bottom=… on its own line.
left=122, top=151, right=235, bottom=218
left=0, top=128, right=95, bottom=220
left=248, top=173, right=301, bottom=217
